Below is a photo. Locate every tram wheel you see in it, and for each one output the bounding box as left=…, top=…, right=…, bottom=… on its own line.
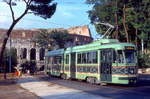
left=47, top=72, right=51, bottom=77
left=100, top=82, right=107, bottom=86
left=86, top=77, right=97, bottom=84
left=61, top=73, right=67, bottom=80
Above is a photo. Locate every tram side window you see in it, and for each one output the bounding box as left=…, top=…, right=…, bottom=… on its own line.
left=113, top=50, right=117, bottom=63
left=92, top=52, right=97, bottom=63
left=48, top=57, right=52, bottom=64
left=50, top=56, right=61, bottom=64
left=55, top=56, right=62, bottom=64
left=107, top=51, right=113, bottom=63
left=101, top=50, right=110, bottom=62
left=87, top=52, right=92, bottom=63
left=77, top=51, right=98, bottom=64
left=82, top=53, right=86, bottom=63
left=77, top=53, right=81, bottom=64
left=101, top=49, right=116, bottom=63
left=65, top=55, right=69, bottom=64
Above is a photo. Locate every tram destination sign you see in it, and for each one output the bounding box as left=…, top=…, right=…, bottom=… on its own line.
left=125, top=46, right=135, bottom=50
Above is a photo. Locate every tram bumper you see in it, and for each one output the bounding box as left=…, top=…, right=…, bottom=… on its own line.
left=118, top=77, right=137, bottom=84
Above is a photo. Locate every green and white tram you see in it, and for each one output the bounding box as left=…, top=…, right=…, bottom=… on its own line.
left=45, top=39, right=138, bottom=85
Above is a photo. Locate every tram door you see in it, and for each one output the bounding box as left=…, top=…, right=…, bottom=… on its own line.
left=70, top=53, right=76, bottom=78
left=100, top=49, right=113, bottom=82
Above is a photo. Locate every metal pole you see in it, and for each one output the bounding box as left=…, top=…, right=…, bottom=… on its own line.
left=9, top=36, right=12, bottom=73
left=141, top=39, right=144, bottom=56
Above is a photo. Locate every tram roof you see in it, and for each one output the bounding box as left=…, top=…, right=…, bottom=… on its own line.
left=65, top=39, right=135, bottom=53
left=46, top=39, right=135, bottom=56
left=46, top=49, right=64, bottom=56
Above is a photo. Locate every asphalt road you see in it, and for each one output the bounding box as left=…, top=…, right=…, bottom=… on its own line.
left=0, top=79, right=40, bottom=99
left=37, top=74, right=150, bottom=99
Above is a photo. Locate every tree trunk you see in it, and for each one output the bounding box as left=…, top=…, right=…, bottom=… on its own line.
left=115, top=13, right=119, bottom=39
left=135, top=28, right=138, bottom=48
left=0, top=5, right=28, bottom=79
left=122, top=4, right=129, bottom=42
left=115, top=0, right=119, bottom=39
left=0, top=22, right=17, bottom=79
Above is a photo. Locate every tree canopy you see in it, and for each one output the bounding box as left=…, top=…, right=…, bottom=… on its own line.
left=34, top=30, right=73, bottom=50
left=0, top=0, right=57, bottom=79
left=86, top=0, right=150, bottom=44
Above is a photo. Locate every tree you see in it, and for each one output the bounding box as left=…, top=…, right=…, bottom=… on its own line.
left=34, top=29, right=54, bottom=50
left=86, top=0, right=150, bottom=68
left=50, top=30, right=74, bottom=49
left=86, top=0, right=126, bottom=40
left=34, top=29, right=73, bottom=50
left=86, top=0, right=150, bottom=43
left=0, top=0, right=57, bottom=79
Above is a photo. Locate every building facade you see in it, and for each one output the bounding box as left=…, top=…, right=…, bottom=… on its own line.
left=0, top=25, right=93, bottom=70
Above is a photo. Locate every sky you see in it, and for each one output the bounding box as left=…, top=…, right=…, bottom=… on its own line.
left=0, top=0, right=100, bottom=39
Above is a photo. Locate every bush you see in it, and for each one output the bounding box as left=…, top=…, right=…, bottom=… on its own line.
left=20, top=61, right=30, bottom=73
left=2, top=48, right=18, bottom=73
left=20, top=60, right=36, bottom=74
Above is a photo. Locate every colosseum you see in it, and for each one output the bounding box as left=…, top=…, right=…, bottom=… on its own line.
left=0, top=25, right=93, bottom=71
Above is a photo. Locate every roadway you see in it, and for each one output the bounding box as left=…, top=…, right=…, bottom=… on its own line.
left=18, top=74, right=150, bottom=99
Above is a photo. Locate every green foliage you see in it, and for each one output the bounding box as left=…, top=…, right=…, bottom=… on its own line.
left=29, top=0, right=57, bottom=19
left=34, top=29, right=54, bottom=49
left=34, top=30, right=73, bottom=50
left=138, top=32, right=148, bottom=41
left=50, top=30, right=74, bottom=48
left=3, top=0, right=57, bottom=19
left=87, top=0, right=150, bottom=68
left=86, top=0, right=150, bottom=48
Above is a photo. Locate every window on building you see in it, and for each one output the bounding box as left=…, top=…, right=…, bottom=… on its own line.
left=39, top=48, right=45, bottom=60
left=30, top=48, right=36, bottom=60
left=21, top=48, right=27, bottom=59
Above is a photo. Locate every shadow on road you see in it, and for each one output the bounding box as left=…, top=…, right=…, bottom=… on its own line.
left=15, top=73, right=150, bottom=99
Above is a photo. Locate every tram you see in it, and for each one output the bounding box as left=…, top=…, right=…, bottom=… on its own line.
left=45, top=39, right=138, bottom=85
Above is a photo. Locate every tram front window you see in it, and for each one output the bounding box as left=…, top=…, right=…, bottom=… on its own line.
left=117, top=50, right=125, bottom=63
left=124, top=50, right=136, bottom=63
left=117, top=50, right=136, bottom=63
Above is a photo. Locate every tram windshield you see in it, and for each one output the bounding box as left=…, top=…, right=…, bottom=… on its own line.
left=117, top=50, right=136, bottom=63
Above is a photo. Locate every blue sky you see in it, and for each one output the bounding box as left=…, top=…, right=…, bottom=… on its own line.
left=0, top=0, right=99, bottom=38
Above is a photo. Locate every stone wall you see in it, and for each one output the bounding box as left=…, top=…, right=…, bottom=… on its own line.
left=0, top=25, right=93, bottom=69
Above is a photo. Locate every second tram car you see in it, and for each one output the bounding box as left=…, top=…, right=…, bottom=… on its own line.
left=45, top=39, right=138, bottom=85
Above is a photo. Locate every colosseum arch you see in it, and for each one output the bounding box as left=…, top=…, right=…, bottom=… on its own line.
left=30, top=48, right=36, bottom=60
left=39, top=48, right=45, bottom=60
left=21, top=48, right=27, bottom=59
left=13, top=48, right=17, bottom=56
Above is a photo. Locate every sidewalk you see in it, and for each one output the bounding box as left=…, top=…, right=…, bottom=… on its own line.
left=17, top=75, right=108, bottom=99
left=0, top=79, right=41, bottom=99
